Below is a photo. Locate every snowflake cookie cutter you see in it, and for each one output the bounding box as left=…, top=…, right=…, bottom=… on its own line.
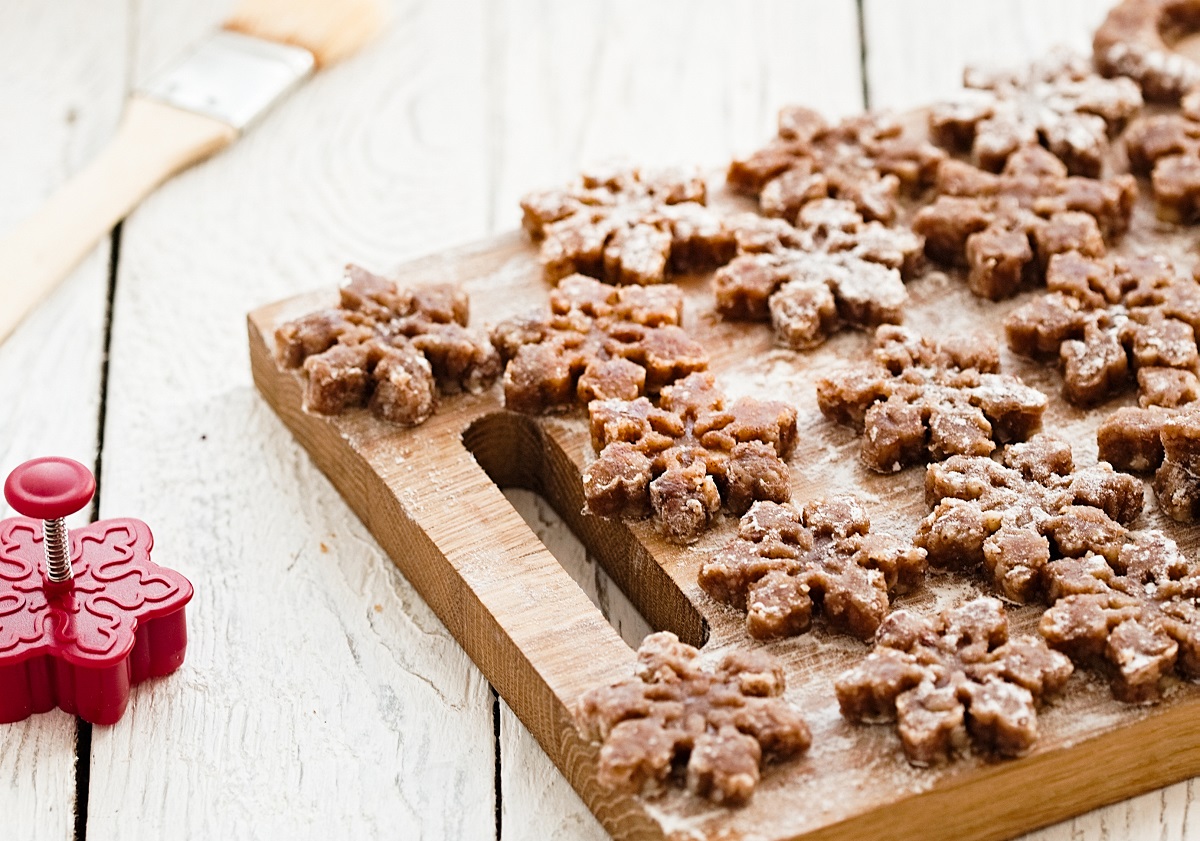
left=0, top=457, right=193, bottom=725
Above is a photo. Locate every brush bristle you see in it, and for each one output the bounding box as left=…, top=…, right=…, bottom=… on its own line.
left=224, top=0, right=386, bottom=67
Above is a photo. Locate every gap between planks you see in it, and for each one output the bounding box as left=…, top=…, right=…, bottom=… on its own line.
left=0, top=1, right=132, bottom=840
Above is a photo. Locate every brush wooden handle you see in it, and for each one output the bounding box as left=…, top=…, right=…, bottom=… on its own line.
left=0, top=96, right=236, bottom=344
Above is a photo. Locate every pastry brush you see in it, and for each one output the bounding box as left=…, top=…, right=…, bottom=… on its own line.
left=0, top=0, right=386, bottom=345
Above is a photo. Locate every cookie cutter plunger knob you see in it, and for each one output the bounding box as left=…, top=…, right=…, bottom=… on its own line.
left=4, top=457, right=95, bottom=583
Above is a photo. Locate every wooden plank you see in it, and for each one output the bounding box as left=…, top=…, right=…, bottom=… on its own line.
left=488, top=0, right=865, bottom=231
left=84, top=0, right=499, bottom=836
left=486, top=2, right=865, bottom=836
left=864, top=0, right=1116, bottom=111
left=0, top=1, right=130, bottom=839
left=862, top=2, right=1197, bottom=839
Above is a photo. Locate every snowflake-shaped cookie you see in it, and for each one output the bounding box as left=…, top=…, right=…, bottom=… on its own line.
left=1125, top=91, right=1200, bottom=223
left=1151, top=403, right=1200, bottom=521
left=917, top=434, right=1145, bottom=603
left=699, top=496, right=926, bottom=641
left=1041, top=529, right=1200, bottom=702
left=1006, top=251, right=1200, bottom=406
left=584, top=372, right=797, bottom=543
left=713, top=200, right=924, bottom=350
left=576, top=631, right=811, bottom=805
left=520, top=166, right=735, bottom=285
left=930, top=50, right=1142, bottom=176
left=728, top=107, right=945, bottom=225
left=1094, top=0, right=1200, bottom=102
left=275, top=265, right=501, bottom=426
left=836, top=597, right=1073, bottom=765
left=816, top=325, right=1047, bottom=473
left=490, top=274, right=708, bottom=414
left=913, top=145, right=1137, bottom=300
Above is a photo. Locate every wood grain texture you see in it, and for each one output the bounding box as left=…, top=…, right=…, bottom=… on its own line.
left=500, top=488, right=652, bottom=840
left=505, top=489, right=652, bottom=651
left=0, top=97, right=237, bottom=345
left=86, top=0, right=498, bottom=837
left=0, top=1, right=129, bottom=839
left=486, top=0, right=864, bottom=232
left=485, top=3, right=865, bottom=836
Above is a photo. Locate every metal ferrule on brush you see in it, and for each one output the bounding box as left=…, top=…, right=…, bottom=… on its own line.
left=138, top=31, right=315, bottom=131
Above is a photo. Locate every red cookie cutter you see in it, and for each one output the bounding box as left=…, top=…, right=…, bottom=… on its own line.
left=0, top=457, right=193, bottom=725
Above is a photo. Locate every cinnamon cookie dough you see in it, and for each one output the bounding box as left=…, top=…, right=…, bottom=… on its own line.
left=521, top=166, right=735, bottom=285
left=713, top=201, right=923, bottom=350
left=728, top=108, right=944, bottom=225
left=817, top=326, right=1047, bottom=473
left=918, top=435, right=1144, bottom=603
left=1125, top=91, right=1200, bottom=222
left=930, top=50, right=1141, bottom=176
left=577, top=631, right=811, bottom=805
left=585, top=372, right=797, bottom=543
left=1154, top=403, right=1200, bottom=520
left=1005, top=252, right=1200, bottom=406
left=275, top=265, right=500, bottom=426
left=1094, top=0, right=1200, bottom=102
left=699, top=496, right=926, bottom=641
left=1042, top=530, right=1200, bottom=702
left=836, top=597, right=1073, bottom=765
left=913, top=146, right=1136, bottom=300
left=491, top=274, right=707, bottom=413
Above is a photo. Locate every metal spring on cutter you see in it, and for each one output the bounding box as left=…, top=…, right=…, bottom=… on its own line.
left=43, top=517, right=72, bottom=582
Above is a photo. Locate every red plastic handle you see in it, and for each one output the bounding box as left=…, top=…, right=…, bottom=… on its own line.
left=4, top=456, right=95, bottom=520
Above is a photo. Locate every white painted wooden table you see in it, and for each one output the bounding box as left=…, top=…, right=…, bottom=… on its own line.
left=2, top=1, right=1195, bottom=838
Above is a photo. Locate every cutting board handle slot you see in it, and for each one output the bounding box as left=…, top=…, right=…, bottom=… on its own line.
left=500, top=484, right=654, bottom=650
left=462, top=410, right=708, bottom=650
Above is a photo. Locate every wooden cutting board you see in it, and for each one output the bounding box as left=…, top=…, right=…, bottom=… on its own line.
left=247, top=178, right=1200, bottom=840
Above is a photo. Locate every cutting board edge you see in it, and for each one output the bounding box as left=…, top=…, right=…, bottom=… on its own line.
left=247, top=304, right=675, bottom=841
